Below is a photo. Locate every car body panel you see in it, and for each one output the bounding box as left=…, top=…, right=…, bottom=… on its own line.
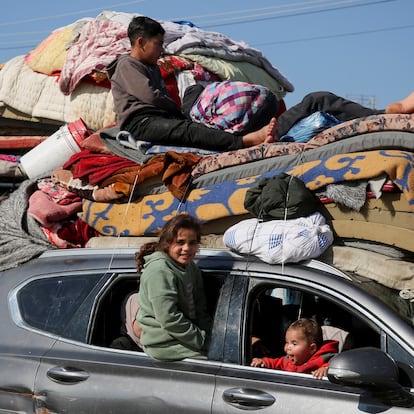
left=0, top=247, right=413, bottom=413
left=213, top=366, right=366, bottom=413
left=35, top=341, right=219, bottom=413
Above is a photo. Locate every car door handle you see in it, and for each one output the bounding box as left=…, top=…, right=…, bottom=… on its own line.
left=47, top=366, right=90, bottom=384
left=223, top=387, right=275, bottom=409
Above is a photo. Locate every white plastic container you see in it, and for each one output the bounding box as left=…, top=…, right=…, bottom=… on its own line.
left=20, top=119, right=90, bottom=179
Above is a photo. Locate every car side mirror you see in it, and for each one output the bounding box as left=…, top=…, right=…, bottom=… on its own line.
left=328, top=347, right=414, bottom=408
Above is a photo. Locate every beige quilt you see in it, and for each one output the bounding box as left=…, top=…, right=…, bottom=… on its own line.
left=0, top=56, right=115, bottom=131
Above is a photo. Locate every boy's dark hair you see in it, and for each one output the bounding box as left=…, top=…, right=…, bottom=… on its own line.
left=127, top=16, right=165, bottom=46
left=288, top=318, right=323, bottom=347
left=134, top=213, right=201, bottom=271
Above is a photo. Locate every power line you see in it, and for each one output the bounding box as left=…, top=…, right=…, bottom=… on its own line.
left=199, top=0, right=395, bottom=28
left=2, top=21, right=410, bottom=49
left=0, top=31, right=55, bottom=38
left=0, top=0, right=399, bottom=52
left=170, top=0, right=363, bottom=21
left=253, top=23, right=414, bottom=47
left=0, top=0, right=144, bottom=27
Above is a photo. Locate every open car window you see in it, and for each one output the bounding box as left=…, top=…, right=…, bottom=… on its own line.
left=90, top=270, right=226, bottom=350
left=245, top=282, right=381, bottom=365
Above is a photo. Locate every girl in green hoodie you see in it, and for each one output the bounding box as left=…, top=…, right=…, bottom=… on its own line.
left=136, top=214, right=212, bottom=361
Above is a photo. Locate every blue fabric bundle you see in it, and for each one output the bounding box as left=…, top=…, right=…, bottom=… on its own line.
left=281, top=111, right=341, bottom=143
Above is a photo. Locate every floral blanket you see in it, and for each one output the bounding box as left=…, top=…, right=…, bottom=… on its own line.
left=81, top=149, right=414, bottom=236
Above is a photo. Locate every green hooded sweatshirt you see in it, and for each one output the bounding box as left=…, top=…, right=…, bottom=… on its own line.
left=137, top=251, right=212, bottom=361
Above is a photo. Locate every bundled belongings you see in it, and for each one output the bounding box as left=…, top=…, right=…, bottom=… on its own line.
left=244, top=173, right=319, bottom=220
left=188, top=80, right=279, bottom=134
left=224, top=172, right=333, bottom=264
left=223, top=212, right=334, bottom=264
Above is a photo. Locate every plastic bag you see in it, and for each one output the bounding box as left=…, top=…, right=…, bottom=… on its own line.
left=280, top=111, right=340, bottom=143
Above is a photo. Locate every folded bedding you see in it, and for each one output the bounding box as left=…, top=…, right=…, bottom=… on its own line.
left=192, top=131, right=414, bottom=190
left=80, top=149, right=414, bottom=237
left=59, top=18, right=130, bottom=95
left=25, top=24, right=76, bottom=75
left=53, top=113, right=414, bottom=206
left=182, top=54, right=287, bottom=99
left=0, top=56, right=116, bottom=130
left=192, top=113, right=414, bottom=178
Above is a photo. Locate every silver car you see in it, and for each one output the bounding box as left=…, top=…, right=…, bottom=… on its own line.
left=1, top=247, right=413, bottom=413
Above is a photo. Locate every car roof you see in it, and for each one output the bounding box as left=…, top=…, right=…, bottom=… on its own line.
left=0, top=247, right=352, bottom=290
left=32, top=247, right=351, bottom=279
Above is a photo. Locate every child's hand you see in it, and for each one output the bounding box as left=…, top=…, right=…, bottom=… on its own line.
left=311, top=366, right=328, bottom=379
left=251, top=358, right=266, bottom=367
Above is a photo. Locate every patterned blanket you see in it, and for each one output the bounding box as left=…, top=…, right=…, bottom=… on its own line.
left=81, top=149, right=414, bottom=236
left=189, top=81, right=275, bottom=133
left=191, top=113, right=414, bottom=178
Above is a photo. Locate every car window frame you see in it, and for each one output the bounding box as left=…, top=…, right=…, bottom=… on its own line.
left=246, top=277, right=383, bottom=359
left=88, top=267, right=229, bottom=357
left=236, top=271, right=412, bottom=368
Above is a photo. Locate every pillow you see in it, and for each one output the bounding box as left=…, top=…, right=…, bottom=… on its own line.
left=189, top=80, right=278, bottom=134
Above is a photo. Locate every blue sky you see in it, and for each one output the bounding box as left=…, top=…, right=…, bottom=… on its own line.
left=0, top=0, right=412, bottom=110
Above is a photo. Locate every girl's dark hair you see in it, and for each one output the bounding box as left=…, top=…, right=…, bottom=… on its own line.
left=288, top=318, right=323, bottom=347
left=127, top=16, right=165, bottom=46
left=134, top=214, right=201, bottom=271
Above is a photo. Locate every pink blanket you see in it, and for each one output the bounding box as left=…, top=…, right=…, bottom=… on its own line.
left=59, top=19, right=129, bottom=95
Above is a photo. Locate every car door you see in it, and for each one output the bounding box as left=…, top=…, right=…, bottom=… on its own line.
left=33, top=269, right=228, bottom=413
left=214, top=365, right=366, bottom=413
left=35, top=342, right=219, bottom=414
left=3, top=268, right=112, bottom=413
left=0, top=280, right=57, bottom=413
left=211, top=271, right=414, bottom=413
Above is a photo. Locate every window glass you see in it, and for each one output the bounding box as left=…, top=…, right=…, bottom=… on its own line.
left=387, top=335, right=414, bottom=387
left=350, top=274, right=414, bottom=329
left=18, top=274, right=104, bottom=338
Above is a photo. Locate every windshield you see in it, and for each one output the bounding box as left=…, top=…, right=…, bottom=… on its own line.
left=351, top=274, right=414, bottom=329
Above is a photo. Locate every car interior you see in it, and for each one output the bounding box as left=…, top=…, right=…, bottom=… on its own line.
left=91, top=273, right=381, bottom=360
left=90, top=271, right=226, bottom=349
left=246, top=284, right=381, bottom=363
left=90, top=274, right=140, bottom=348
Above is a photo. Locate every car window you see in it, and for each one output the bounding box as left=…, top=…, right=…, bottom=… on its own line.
left=350, top=273, right=414, bottom=329
left=18, top=273, right=106, bottom=341
left=90, top=275, right=140, bottom=348
left=90, top=270, right=226, bottom=350
left=246, top=283, right=380, bottom=364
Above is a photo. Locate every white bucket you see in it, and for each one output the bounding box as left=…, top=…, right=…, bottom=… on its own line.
left=20, top=119, right=89, bottom=179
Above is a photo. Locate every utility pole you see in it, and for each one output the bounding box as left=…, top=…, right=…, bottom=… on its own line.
left=346, top=94, right=377, bottom=109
